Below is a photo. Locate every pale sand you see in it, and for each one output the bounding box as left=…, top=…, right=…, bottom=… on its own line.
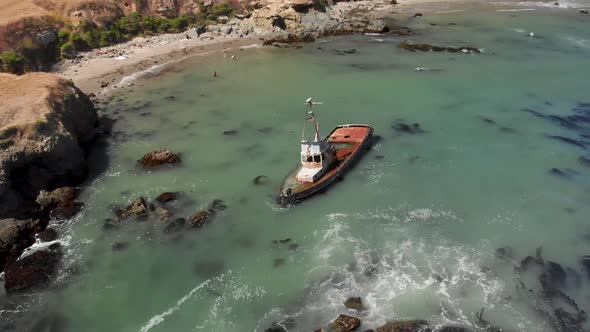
left=52, top=0, right=544, bottom=95
left=54, top=35, right=261, bottom=94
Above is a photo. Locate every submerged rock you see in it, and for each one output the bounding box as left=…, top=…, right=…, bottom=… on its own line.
left=38, top=228, right=58, bottom=242
left=0, top=218, right=43, bottom=270
left=272, top=238, right=292, bottom=244
left=188, top=209, right=214, bottom=228
left=333, top=49, right=358, bottom=56
left=577, top=156, right=590, bottom=167
left=399, top=41, right=481, bottom=53
left=36, top=187, right=80, bottom=220
left=481, top=117, right=496, bottom=125
left=210, top=199, right=227, bottom=211
left=4, top=246, right=63, bottom=292
left=253, top=175, right=270, bottom=185
left=439, top=326, right=473, bottom=332
left=549, top=168, right=577, bottom=179
left=163, top=218, right=186, bottom=233
left=344, top=297, right=365, bottom=311
left=495, top=246, right=513, bottom=260
left=273, top=258, right=286, bottom=267
left=547, top=135, right=586, bottom=148
left=223, top=129, right=239, bottom=136
left=137, top=149, right=181, bottom=168
left=392, top=122, right=425, bottom=134
left=330, top=314, right=361, bottom=332
left=115, top=197, right=149, bottom=221
left=580, top=256, right=590, bottom=280
left=156, top=192, right=178, bottom=203
left=375, top=320, right=430, bottom=332
left=545, top=261, right=567, bottom=289
left=111, top=242, right=129, bottom=252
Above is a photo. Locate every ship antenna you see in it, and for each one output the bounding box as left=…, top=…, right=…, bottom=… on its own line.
left=303, top=97, right=323, bottom=142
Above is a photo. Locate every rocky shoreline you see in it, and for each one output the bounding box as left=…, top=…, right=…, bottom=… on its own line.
left=53, top=0, right=396, bottom=94
left=0, top=0, right=400, bottom=299
left=0, top=73, right=98, bottom=292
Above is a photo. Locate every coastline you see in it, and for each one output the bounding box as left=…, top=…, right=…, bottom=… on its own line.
left=53, top=36, right=261, bottom=94
left=51, top=0, right=587, bottom=95
left=49, top=0, right=458, bottom=95
left=3, top=0, right=590, bottom=330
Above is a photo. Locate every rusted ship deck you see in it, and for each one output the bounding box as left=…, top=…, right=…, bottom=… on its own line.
left=278, top=124, right=373, bottom=205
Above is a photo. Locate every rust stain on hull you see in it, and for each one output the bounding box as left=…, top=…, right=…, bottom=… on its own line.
left=278, top=124, right=373, bottom=206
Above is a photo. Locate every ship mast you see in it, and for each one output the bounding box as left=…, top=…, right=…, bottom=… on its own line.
left=302, top=97, right=322, bottom=142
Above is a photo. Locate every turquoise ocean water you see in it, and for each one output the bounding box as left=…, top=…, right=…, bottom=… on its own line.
left=3, top=4, right=590, bottom=332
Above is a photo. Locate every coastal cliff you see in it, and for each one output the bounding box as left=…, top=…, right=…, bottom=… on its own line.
left=0, top=0, right=390, bottom=74
left=0, top=73, right=97, bottom=219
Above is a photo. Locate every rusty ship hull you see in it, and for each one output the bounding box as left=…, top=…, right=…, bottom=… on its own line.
left=277, top=124, right=374, bottom=206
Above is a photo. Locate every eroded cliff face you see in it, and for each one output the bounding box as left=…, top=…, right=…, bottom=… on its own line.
left=240, top=1, right=390, bottom=43
left=0, top=73, right=97, bottom=219
left=62, top=0, right=126, bottom=27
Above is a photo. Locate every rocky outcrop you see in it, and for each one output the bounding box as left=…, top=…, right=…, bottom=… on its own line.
left=398, top=41, right=481, bottom=53
left=0, top=16, right=60, bottom=71
left=138, top=149, right=181, bottom=168
left=63, top=1, right=126, bottom=27
left=330, top=314, right=361, bottom=332
left=0, top=73, right=97, bottom=219
left=3, top=244, right=63, bottom=293
left=344, top=297, right=365, bottom=311
left=375, top=320, right=430, bottom=332
left=0, top=218, right=43, bottom=271
left=36, top=186, right=81, bottom=220
left=239, top=1, right=391, bottom=44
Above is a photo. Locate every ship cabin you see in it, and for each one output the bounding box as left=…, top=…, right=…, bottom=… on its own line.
left=295, top=99, right=337, bottom=183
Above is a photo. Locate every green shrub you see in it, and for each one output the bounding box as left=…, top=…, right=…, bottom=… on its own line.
left=0, top=126, right=18, bottom=139
left=83, top=30, right=102, bottom=48
left=211, top=1, right=233, bottom=17
left=58, top=30, right=70, bottom=46
left=59, top=13, right=197, bottom=53
left=141, top=16, right=160, bottom=34
left=60, top=42, right=75, bottom=58
left=69, top=32, right=88, bottom=50
left=197, top=0, right=233, bottom=20
left=156, top=19, right=172, bottom=33
left=0, top=138, right=14, bottom=149
left=170, top=16, right=189, bottom=32
left=0, top=51, right=25, bottom=74
left=34, top=120, right=47, bottom=132
left=99, top=30, right=121, bottom=47
left=78, top=20, right=98, bottom=33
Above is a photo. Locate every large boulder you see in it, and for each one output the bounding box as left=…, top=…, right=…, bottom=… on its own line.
left=3, top=244, right=63, bottom=293
left=0, top=218, right=43, bottom=271
left=64, top=1, right=125, bottom=27
left=330, top=314, right=361, bottom=332
left=0, top=73, right=97, bottom=219
left=138, top=149, right=181, bottom=168
left=36, top=186, right=80, bottom=220
left=344, top=297, right=365, bottom=311
left=117, top=197, right=149, bottom=221
left=376, top=320, right=430, bottom=332
left=0, top=17, right=60, bottom=72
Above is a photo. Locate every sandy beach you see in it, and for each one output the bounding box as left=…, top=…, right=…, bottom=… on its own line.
left=51, top=0, right=569, bottom=95
left=53, top=35, right=261, bottom=94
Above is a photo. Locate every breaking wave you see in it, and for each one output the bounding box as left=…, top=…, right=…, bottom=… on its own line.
left=258, top=212, right=547, bottom=331
left=139, top=278, right=213, bottom=332
left=495, top=0, right=586, bottom=9
left=118, top=63, right=169, bottom=87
